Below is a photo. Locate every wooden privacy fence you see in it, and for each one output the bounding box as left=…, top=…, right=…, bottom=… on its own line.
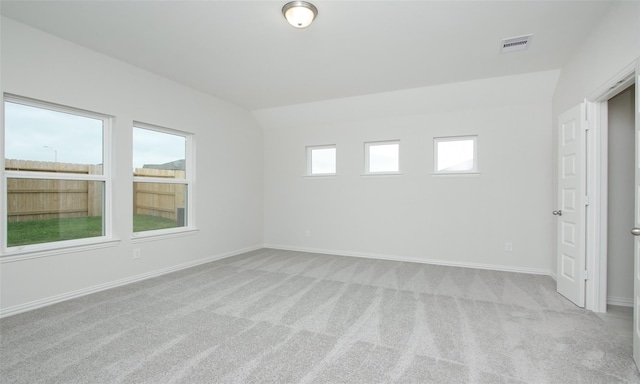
left=6, top=160, right=102, bottom=222
left=6, top=159, right=184, bottom=223
left=133, top=168, right=186, bottom=222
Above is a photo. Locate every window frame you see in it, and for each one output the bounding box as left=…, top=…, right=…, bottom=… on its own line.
left=2, top=94, right=113, bottom=257
left=433, top=135, right=479, bottom=175
left=306, top=144, right=337, bottom=176
left=364, top=140, right=401, bottom=175
left=132, top=121, right=195, bottom=239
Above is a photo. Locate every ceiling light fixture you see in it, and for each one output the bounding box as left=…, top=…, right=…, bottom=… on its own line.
left=282, top=1, right=318, bottom=28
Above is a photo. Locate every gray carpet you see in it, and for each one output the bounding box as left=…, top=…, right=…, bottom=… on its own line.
left=1, top=248, right=639, bottom=383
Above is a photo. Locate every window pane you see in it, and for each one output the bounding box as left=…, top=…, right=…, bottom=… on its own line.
left=369, top=143, right=399, bottom=172
left=4, top=101, right=104, bottom=173
left=133, top=182, right=187, bottom=232
left=6, top=178, right=104, bottom=247
left=311, top=148, right=336, bottom=174
left=437, top=139, right=474, bottom=171
left=133, top=127, right=186, bottom=175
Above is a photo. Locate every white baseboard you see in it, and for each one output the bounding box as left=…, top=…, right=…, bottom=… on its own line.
left=263, top=243, right=553, bottom=277
left=0, top=244, right=262, bottom=319
left=607, top=296, right=633, bottom=307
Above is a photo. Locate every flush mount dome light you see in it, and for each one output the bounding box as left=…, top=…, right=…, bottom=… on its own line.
left=282, top=1, right=318, bottom=28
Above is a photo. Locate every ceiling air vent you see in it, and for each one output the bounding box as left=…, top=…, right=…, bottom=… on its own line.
left=500, top=34, right=533, bottom=53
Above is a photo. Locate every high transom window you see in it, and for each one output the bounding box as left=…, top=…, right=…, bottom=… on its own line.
left=434, top=136, right=478, bottom=174
left=364, top=140, right=400, bottom=174
left=306, top=145, right=336, bottom=175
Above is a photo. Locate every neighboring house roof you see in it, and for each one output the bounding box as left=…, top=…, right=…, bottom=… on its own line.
left=142, top=159, right=185, bottom=170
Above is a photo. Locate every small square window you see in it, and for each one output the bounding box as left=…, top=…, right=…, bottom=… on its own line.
left=434, top=136, right=478, bottom=174
left=306, top=145, right=336, bottom=175
left=365, top=141, right=400, bottom=174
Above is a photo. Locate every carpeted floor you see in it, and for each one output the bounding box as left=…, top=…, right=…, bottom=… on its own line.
left=1, top=248, right=639, bottom=383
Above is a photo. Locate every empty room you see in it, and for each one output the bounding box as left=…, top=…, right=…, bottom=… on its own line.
left=1, top=1, right=640, bottom=383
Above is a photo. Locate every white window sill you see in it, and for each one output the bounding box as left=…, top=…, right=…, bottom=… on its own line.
left=1, top=238, right=121, bottom=264
left=431, top=172, right=481, bottom=177
left=131, top=228, right=199, bottom=243
left=303, top=174, right=337, bottom=179
left=361, top=172, right=403, bottom=177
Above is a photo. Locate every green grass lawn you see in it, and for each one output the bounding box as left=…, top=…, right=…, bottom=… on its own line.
left=7, top=214, right=179, bottom=247
left=133, top=214, right=179, bottom=233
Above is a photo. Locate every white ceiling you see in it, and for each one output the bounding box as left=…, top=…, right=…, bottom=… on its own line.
left=1, top=1, right=614, bottom=111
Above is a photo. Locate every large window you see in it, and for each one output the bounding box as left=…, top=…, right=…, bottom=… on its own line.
left=433, top=135, right=478, bottom=174
left=306, top=145, right=336, bottom=175
left=132, top=123, right=193, bottom=236
left=364, top=140, right=400, bottom=174
left=3, top=95, right=110, bottom=251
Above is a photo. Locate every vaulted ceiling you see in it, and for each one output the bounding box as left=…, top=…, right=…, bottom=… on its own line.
left=1, top=1, right=613, bottom=111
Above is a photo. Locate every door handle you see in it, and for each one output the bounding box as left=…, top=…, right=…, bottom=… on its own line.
left=632, top=228, right=640, bottom=236
left=552, top=210, right=562, bottom=216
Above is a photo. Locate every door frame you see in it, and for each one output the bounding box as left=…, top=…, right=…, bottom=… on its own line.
left=585, top=61, right=636, bottom=312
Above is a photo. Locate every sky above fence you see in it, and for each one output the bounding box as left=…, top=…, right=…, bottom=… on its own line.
left=5, top=101, right=185, bottom=170
left=5, top=102, right=102, bottom=165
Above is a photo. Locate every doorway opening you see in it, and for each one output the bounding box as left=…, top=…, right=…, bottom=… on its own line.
left=584, top=63, right=636, bottom=313
left=606, top=85, right=635, bottom=309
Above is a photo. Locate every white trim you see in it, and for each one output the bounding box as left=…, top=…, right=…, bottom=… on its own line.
left=584, top=60, right=636, bottom=313
left=0, top=244, right=262, bottom=318
left=305, top=144, right=337, bottom=176
left=131, top=228, right=199, bottom=243
left=431, top=172, right=481, bottom=177
left=133, top=120, right=191, bottom=140
left=189, top=134, right=196, bottom=234
left=1, top=99, right=5, bottom=260
left=433, top=135, right=478, bottom=174
left=360, top=173, right=403, bottom=177
left=586, top=101, right=608, bottom=313
left=0, top=239, right=120, bottom=263
left=5, top=93, right=112, bottom=121
left=5, top=171, right=108, bottom=182
left=607, top=296, right=634, bottom=307
left=2, top=94, right=113, bottom=255
left=303, top=175, right=337, bottom=179
left=103, top=112, right=113, bottom=244
left=132, top=122, right=194, bottom=235
left=263, top=243, right=553, bottom=276
left=132, top=176, right=188, bottom=184
left=588, top=62, right=636, bottom=102
left=0, top=242, right=555, bottom=318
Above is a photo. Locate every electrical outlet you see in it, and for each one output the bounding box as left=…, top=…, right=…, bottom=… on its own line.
left=305, top=230, right=311, bottom=237
left=133, top=248, right=141, bottom=259
left=505, top=243, right=513, bottom=252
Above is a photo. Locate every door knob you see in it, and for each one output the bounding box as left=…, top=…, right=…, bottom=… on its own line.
left=552, top=210, right=563, bottom=216
left=632, top=228, right=640, bottom=236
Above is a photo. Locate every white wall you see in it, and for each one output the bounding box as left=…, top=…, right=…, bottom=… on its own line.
left=607, top=86, right=635, bottom=304
left=553, top=1, right=640, bottom=116
left=0, top=18, right=264, bottom=315
left=256, top=70, right=559, bottom=274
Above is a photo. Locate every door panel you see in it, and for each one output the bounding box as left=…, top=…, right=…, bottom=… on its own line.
left=557, top=104, right=586, bottom=307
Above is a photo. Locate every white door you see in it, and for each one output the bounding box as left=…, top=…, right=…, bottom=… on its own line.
left=632, top=67, right=640, bottom=367
left=556, top=104, right=587, bottom=307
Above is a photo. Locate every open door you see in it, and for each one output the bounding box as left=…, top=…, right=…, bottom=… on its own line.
left=556, top=103, right=587, bottom=307
left=633, top=67, right=640, bottom=368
